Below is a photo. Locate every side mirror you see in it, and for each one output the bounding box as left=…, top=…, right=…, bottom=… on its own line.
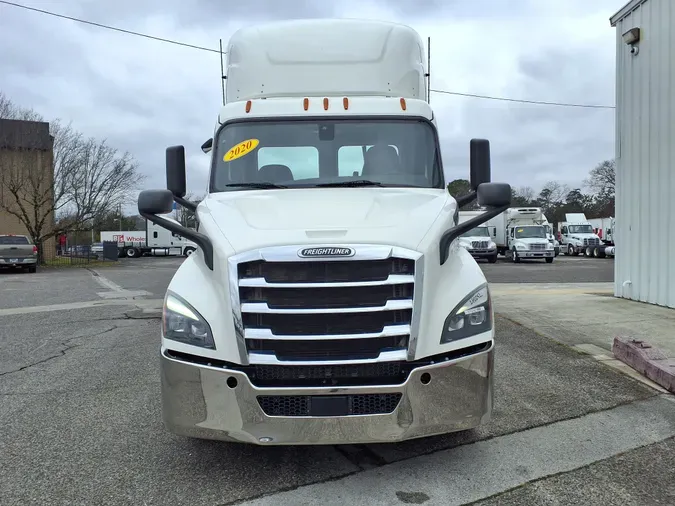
left=137, top=189, right=214, bottom=270
left=166, top=145, right=187, bottom=198
left=166, top=145, right=197, bottom=212
left=469, top=139, right=491, bottom=191
left=477, top=182, right=511, bottom=208
left=201, top=138, right=213, bottom=154
left=439, top=181, right=512, bottom=265
left=138, top=189, right=174, bottom=215
left=456, top=139, right=492, bottom=208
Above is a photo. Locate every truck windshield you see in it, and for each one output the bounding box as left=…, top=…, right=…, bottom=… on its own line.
left=568, top=224, right=594, bottom=234
left=210, top=119, right=443, bottom=191
left=514, top=226, right=546, bottom=239
left=460, top=227, right=489, bottom=238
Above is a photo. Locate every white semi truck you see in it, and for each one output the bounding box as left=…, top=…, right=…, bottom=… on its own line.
left=586, top=216, right=616, bottom=258
left=137, top=19, right=512, bottom=445
left=457, top=210, right=498, bottom=263
left=558, top=213, right=603, bottom=257
left=487, top=207, right=555, bottom=263
left=100, top=216, right=197, bottom=258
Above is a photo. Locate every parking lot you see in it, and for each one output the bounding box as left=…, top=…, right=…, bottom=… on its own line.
left=1, top=255, right=673, bottom=506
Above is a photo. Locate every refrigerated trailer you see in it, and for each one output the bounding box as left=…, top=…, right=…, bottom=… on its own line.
left=137, top=18, right=513, bottom=445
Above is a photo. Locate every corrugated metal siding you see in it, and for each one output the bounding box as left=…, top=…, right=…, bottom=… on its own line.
left=614, top=0, right=675, bottom=308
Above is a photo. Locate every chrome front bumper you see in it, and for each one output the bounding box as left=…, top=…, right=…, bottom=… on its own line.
left=160, top=343, right=494, bottom=445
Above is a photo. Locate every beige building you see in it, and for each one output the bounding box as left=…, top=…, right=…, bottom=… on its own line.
left=0, top=118, right=56, bottom=254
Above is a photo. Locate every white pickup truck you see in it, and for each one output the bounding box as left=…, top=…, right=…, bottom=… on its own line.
left=137, top=19, right=512, bottom=445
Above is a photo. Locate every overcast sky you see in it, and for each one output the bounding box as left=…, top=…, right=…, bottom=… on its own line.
left=0, top=0, right=621, bottom=206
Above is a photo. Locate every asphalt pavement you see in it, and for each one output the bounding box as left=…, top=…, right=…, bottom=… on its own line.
left=1, top=256, right=673, bottom=506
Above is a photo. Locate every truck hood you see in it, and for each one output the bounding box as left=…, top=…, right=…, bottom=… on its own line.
left=202, top=188, right=451, bottom=252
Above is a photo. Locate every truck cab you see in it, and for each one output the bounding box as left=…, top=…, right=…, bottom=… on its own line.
left=458, top=211, right=498, bottom=263
left=559, top=213, right=602, bottom=256
left=506, top=224, right=554, bottom=263
left=137, top=19, right=511, bottom=445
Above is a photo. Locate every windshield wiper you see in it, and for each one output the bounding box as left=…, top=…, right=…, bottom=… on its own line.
left=225, top=182, right=287, bottom=189
left=315, top=179, right=385, bottom=187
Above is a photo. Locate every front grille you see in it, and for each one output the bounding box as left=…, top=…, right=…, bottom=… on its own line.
left=234, top=248, right=417, bottom=363
left=257, top=393, right=403, bottom=416
left=239, top=258, right=413, bottom=283
left=471, top=240, right=489, bottom=249
left=583, top=238, right=600, bottom=246
left=530, top=243, right=547, bottom=251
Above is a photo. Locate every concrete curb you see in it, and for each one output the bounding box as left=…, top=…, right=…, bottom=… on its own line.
left=612, top=337, right=675, bottom=393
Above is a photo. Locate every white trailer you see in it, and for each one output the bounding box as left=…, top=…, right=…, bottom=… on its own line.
left=487, top=207, right=555, bottom=262
left=588, top=217, right=615, bottom=246
left=100, top=216, right=197, bottom=258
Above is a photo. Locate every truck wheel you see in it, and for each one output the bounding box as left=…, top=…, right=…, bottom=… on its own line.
left=545, top=257, right=554, bottom=264
left=597, top=248, right=606, bottom=259
left=488, top=253, right=498, bottom=264
left=567, top=244, right=574, bottom=256
left=183, top=247, right=196, bottom=257
left=126, top=247, right=140, bottom=258
left=592, top=246, right=600, bottom=258
left=511, top=249, right=520, bottom=263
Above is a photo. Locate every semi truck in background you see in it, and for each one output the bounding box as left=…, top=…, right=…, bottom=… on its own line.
left=557, top=213, right=604, bottom=257
left=588, top=217, right=615, bottom=245
left=583, top=216, right=616, bottom=258
left=487, top=207, right=555, bottom=263
left=100, top=216, right=197, bottom=258
left=136, top=19, right=513, bottom=445
left=457, top=211, right=499, bottom=263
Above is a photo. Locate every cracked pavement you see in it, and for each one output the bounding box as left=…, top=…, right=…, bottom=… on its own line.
left=1, top=257, right=674, bottom=506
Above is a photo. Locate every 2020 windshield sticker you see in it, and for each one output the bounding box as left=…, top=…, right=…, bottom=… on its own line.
left=223, top=139, right=260, bottom=162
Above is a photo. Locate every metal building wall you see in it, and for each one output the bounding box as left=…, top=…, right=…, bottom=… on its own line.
left=612, top=0, right=675, bottom=308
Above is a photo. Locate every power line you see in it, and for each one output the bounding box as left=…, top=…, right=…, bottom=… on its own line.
left=2, top=1, right=616, bottom=110
left=0, top=0, right=222, bottom=54
left=431, top=88, right=615, bottom=109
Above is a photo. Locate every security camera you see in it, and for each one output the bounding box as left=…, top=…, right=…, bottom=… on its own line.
left=630, top=45, right=639, bottom=56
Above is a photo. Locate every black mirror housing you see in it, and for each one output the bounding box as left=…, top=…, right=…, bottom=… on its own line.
left=137, top=188, right=214, bottom=270
left=201, top=138, right=213, bottom=154
left=166, top=145, right=187, bottom=198
left=477, top=182, right=511, bottom=208
left=138, top=189, right=174, bottom=215
left=469, top=139, right=491, bottom=191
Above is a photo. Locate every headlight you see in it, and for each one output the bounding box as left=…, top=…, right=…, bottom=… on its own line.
left=488, top=242, right=496, bottom=250
left=440, top=283, right=492, bottom=344
left=516, top=244, right=527, bottom=250
left=162, top=292, right=215, bottom=349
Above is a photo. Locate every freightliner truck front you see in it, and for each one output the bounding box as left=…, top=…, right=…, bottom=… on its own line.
left=137, top=19, right=512, bottom=445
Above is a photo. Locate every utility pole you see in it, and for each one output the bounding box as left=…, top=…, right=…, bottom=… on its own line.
left=118, top=203, right=122, bottom=231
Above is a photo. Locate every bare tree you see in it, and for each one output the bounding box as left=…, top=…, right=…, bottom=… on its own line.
left=0, top=91, right=43, bottom=121
left=584, top=159, right=615, bottom=197
left=0, top=92, right=144, bottom=261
